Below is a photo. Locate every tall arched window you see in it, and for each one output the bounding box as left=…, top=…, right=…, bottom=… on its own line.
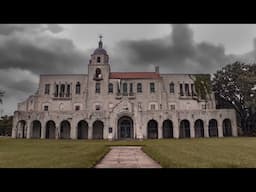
left=123, top=83, right=127, bottom=95
left=76, top=82, right=80, bottom=94
left=169, top=82, right=174, bottom=93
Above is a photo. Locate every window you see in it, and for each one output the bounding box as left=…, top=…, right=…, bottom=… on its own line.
left=150, top=83, right=155, bottom=93
left=95, top=68, right=102, bottom=79
left=130, top=83, right=133, bottom=93
left=137, top=83, right=142, bottom=93
left=150, top=104, right=156, bottom=110
left=44, top=105, right=48, bottom=111
left=108, top=83, right=113, bottom=93
left=170, top=104, right=175, bottom=111
left=66, top=84, right=71, bottom=97
left=185, top=83, right=190, bottom=96
left=123, top=83, right=127, bottom=95
left=202, top=104, right=206, bottom=110
left=76, top=82, right=80, bottom=94
left=191, top=84, right=195, bottom=96
left=169, top=82, right=174, bottom=93
left=45, top=84, right=50, bottom=95
left=95, top=105, right=100, bottom=111
left=55, top=84, right=59, bottom=97
left=75, top=105, right=80, bottom=111
left=60, top=84, right=65, bottom=97
left=95, top=83, right=101, bottom=93
left=180, top=84, right=184, bottom=96
left=97, top=57, right=101, bottom=63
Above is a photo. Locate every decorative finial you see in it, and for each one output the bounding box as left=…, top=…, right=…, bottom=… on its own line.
left=99, top=34, right=103, bottom=48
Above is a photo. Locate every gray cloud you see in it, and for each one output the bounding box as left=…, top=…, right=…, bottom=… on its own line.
left=0, top=24, right=64, bottom=35
left=116, top=24, right=227, bottom=73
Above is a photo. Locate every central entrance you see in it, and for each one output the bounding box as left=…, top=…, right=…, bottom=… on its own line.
left=118, top=116, right=133, bottom=139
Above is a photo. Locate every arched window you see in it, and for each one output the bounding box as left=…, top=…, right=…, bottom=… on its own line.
left=169, top=82, right=175, bottom=93
left=137, top=83, right=142, bottom=93
left=75, top=82, right=80, bottom=94
left=95, top=68, right=102, bottom=79
left=60, top=84, right=65, bottom=97
left=123, top=83, right=127, bottom=95
left=108, top=83, right=113, bottom=93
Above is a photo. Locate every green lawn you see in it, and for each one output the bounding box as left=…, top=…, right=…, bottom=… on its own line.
left=1, top=137, right=256, bottom=168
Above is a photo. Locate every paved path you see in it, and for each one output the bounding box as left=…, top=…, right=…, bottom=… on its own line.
left=95, top=146, right=161, bottom=168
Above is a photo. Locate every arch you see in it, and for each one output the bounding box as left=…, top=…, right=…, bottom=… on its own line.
left=46, top=120, right=56, bottom=139
left=179, top=120, right=190, bottom=138
left=209, top=119, right=218, bottom=137
left=60, top=120, right=71, bottom=139
left=194, top=119, right=204, bottom=138
left=31, top=120, right=41, bottom=139
left=93, top=120, right=104, bottom=139
left=77, top=120, right=88, bottom=139
left=223, top=119, right=232, bottom=137
left=118, top=116, right=134, bottom=139
left=162, top=119, right=173, bottom=138
left=147, top=120, right=158, bottom=139
left=17, top=120, right=26, bottom=138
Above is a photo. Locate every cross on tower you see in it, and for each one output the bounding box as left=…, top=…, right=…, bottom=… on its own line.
left=98, top=35, right=103, bottom=48
left=99, top=35, right=103, bottom=41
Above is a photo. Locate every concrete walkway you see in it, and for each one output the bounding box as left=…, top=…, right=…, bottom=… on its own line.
left=95, top=146, right=161, bottom=168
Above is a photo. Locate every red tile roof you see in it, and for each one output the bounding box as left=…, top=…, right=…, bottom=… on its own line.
left=110, top=72, right=160, bottom=79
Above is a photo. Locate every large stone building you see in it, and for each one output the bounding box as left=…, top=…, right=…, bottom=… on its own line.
left=12, top=38, right=237, bottom=140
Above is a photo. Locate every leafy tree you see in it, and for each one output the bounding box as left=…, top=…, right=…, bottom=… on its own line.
left=212, top=62, right=256, bottom=135
left=0, top=90, right=4, bottom=104
left=0, top=115, right=13, bottom=136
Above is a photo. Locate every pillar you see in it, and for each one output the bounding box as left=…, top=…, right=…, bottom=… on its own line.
left=26, top=120, right=31, bottom=139
left=218, top=123, right=223, bottom=138
left=41, top=121, right=46, bottom=139
left=190, top=121, right=195, bottom=138
left=204, top=120, right=209, bottom=138
left=88, top=122, right=93, bottom=139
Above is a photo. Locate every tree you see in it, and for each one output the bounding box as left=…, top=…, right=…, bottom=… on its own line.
left=0, top=90, right=4, bottom=104
left=212, top=62, right=256, bottom=135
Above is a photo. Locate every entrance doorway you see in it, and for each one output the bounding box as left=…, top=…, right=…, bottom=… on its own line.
left=118, top=116, right=133, bottom=139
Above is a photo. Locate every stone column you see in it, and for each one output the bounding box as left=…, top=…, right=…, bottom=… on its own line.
left=190, top=121, right=195, bottom=138
left=26, top=120, right=31, bottom=139
left=70, top=120, right=77, bottom=139
left=218, top=123, right=223, bottom=138
left=158, top=120, right=163, bottom=139
left=56, top=125, right=60, bottom=139
left=88, top=122, right=93, bottom=139
left=41, top=121, right=46, bottom=139
left=173, top=117, right=179, bottom=138
left=204, top=120, right=209, bottom=138
left=103, top=119, right=109, bottom=139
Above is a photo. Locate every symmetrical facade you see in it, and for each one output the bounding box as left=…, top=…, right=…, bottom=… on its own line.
left=12, top=38, right=237, bottom=140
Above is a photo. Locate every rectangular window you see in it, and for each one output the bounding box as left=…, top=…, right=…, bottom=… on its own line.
left=169, top=83, right=175, bottom=93
left=66, top=84, right=71, bottom=97
left=185, top=83, right=190, bottom=96
left=75, top=105, right=80, bottom=111
left=55, top=84, right=59, bottom=97
left=150, top=83, right=155, bottom=93
left=45, top=84, right=50, bottom=95
left=130, top=83, right=133, bottom=93
left=202, top=104, right=206, bottom=110
left=96, top=83, right=101, bottom=93
left=44, top=105, right=48, bottom=111
left=150, top=104, right=155, bottom=110
left=180, top=84, right=184, bottom=96
left=123, top=83, right=127, bottom=95
left=137, top=83, right=142, bottom=93
left=170, top=104, right=175, bottom=111
left=108, top=83, right=113, bottom=93
left=60, top=84, right=65, bottom=97
left=95, top=105, right=100, bottom=111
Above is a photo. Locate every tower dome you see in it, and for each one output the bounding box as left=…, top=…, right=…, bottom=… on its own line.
left=93, top=35, right=107, bottom=55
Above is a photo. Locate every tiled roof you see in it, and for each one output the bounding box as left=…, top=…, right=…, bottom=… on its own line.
left=110, top=72, right=160, bottom=79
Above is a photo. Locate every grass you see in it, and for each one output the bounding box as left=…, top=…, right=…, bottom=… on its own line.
left=1, top=137, right=256, bottom=168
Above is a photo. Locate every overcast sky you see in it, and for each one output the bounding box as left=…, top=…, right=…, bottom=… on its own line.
left=1, top=24, right=256, bottom=116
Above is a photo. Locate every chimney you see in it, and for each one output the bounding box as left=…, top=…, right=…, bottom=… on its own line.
left=155, top=65, right=159, bottom=73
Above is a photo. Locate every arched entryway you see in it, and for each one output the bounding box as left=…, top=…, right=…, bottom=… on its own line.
left=209, top=119, right=218, bottom=137
left=194, top=119, right=204, bottom=138
left=31, top=120, right=41, bottom=138
left=118, top=116, right=133, bottom=139
left=223, top=119, right=232, bottom=137
left=179, top=120, right=190, bottom=138
left=60, top=120, right=71, bottom=139
left=147, top=120, right=158, bottom=139
left=77, top=120, right=88, bottom=139
left=17, top=120, right=26, bottom=138
left=162, top=119, right=173, bottom=138
left=46, top=120, right=56, bottom=139
left=93, top=120, right=104, bottom=139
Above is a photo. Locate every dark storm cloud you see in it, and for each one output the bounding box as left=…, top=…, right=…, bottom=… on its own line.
left=117, top=24, right=227, bottom=73
left=0, top=35, right=89, bottom=74
left=0, top=24, right=64, bottom=35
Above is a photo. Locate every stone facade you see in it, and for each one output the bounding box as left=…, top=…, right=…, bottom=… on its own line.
left=12, top=39, right=238, bottom=140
